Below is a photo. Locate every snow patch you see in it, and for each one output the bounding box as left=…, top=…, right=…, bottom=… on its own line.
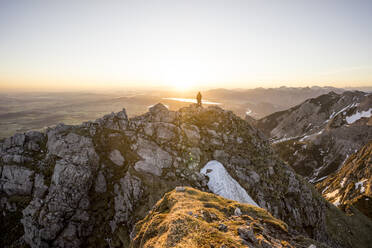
left=299, top=130, right=323, bottom=142
left=321, top=185, right=330, bottom=194
left=325, top=102, right=359, bottom=123
left=355, top=179, right=367, bottom=193
left=309, top=164, right=325, bottom=183
left=346, top=108, right=372, bottom=124
left=271, top=136, right=300, bottom=144
left=200, top=160, right=259, bottom=207
left=338, top=155, right=350, bottom=171
left=313, top=176, right=328, bottom=183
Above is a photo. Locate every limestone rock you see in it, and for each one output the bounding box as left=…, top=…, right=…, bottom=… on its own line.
left=238, top=226, right=257, bottom=243
left=0, top=165, right=34, bottom=195
left=111, top=172, right=142, bottom=232
left=22, top=130, right=99, bottom=248
left=134, top=138, right=172, bottom=176
left=152, top=122, right=179, bottom=144
left=109, top=149, right=125, bottom=166
left=181, top=124, right=200, bottom=145
left=33, top=173, right=48, bottom=198
left=94, top=171, right=107, bottom=193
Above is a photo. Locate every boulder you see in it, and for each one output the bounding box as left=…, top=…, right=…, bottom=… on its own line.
left=154, top=122, right=178, bottom=143
left=134, top=138, right=172, bottom=176
left=181, top=124, right=200, bottom=145
left=238, top=226, right=257, bottom=243
left=109, top=149, right=125, bottom=166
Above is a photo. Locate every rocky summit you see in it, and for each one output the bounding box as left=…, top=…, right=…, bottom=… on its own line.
left=1, top=103, right=371, bottom=248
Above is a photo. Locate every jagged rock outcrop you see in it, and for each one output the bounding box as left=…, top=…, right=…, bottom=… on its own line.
left=22, top=127, right=100, bottom=247
left=257, top=91, right=372, bottom=182
left=316, top=142, right=372, bottom=219
left=0, top=103, right=371, bottom=248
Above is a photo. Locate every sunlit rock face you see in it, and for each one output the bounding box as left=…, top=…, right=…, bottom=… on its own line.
left=200, top=160, right=259, bottom=207
left=1, top=103, right=367, bottom=248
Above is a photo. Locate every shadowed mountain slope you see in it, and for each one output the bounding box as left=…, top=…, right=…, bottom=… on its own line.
left=316, top=142, right=372, bottom=219
left=257, top=91, right=372, bottom=183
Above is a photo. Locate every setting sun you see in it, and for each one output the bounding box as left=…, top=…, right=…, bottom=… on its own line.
left=168, top=80, right=196, bottom=91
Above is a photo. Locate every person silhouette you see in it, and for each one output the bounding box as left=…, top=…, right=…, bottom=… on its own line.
left=196, top=92, right=202, bottom=107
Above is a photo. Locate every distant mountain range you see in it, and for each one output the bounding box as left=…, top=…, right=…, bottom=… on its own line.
left=0, top=86, right=352, bottom=138
left=203, top=86, right=346, bottom=118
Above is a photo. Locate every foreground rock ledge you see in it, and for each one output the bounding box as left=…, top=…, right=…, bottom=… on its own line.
left=130, top=187, right=324, bottom=248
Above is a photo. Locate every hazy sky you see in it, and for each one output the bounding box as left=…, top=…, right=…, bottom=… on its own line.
left=1, top=0, right=372, bottom=91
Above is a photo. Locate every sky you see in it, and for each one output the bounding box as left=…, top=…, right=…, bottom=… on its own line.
left=0, top=0, right=372, bottom=92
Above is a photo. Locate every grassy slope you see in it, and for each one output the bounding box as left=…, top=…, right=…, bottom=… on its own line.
left=131, top=187, right=327, bottom=248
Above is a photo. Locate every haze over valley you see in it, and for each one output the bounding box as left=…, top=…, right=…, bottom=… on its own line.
left=1, top=86, right=366, bottom=139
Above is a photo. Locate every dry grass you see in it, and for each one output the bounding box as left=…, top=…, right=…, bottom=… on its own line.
left=131, top=187, right=289, bottom=248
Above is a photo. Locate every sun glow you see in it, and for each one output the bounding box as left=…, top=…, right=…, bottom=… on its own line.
left=170, top=80, right=196, bottom=91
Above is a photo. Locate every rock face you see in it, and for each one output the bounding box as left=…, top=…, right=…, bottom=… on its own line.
left=22, top=127, right=100, bottom=248
left=133, top=138, right=172, bottom=176
left=257, top=91, right=372, bottom=183
left=0, top=104, right=371, bottom=248
left=1, top=165, right=34, bottom=195
left=316, top=142, right=372, bottom=219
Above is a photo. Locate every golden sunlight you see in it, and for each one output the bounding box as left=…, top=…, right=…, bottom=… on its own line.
left=170, top=80, right=196, bottom=91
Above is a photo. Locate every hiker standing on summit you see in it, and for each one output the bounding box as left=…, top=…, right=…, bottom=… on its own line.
left=196, top=92, right=202, bottom=107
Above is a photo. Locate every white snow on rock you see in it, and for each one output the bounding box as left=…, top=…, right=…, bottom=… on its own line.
left=346, top=108, right=372, bottom=124
left=355, top=179, right=367, bottom=193
left=271, top=135, right=300, bottom=144
left=299, top=130, right=323, bottom=142
left=321, top=185, right=330, bottom=194
left=200, top=160, right=259, bottom=207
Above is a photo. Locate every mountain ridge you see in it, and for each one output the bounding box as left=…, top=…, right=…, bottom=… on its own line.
left=1, top=103, right=371, bottom=247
